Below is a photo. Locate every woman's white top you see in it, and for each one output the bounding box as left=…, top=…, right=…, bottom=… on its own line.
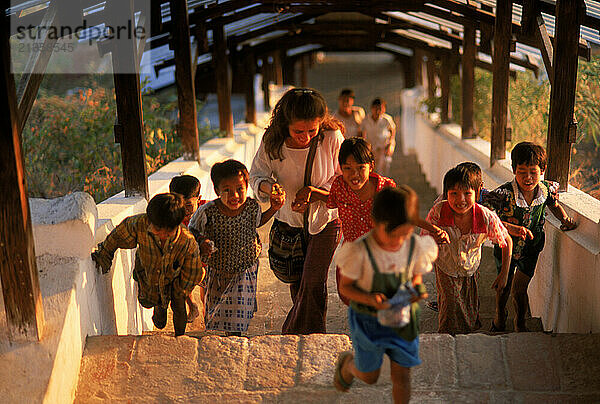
left=249, top=129, right=344, bottom=235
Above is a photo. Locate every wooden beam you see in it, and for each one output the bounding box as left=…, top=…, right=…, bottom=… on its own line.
left=282, top=55, right=296, bottom=86
left=271, top=51, right=283, bottom=85
left=243, top=52, right=257, bottom=124
left=402, top=54, right=416, bottom=89
left=414, top=49, right=425, bottom=86
left=212, top=24, right=234, bottom=136
left=300, top=54, right=308, bottom=87
left=0, top=10, right=44, bottom=342
left=109, top=0, right=149, bottom=198
left=170, top=0, right=200, bottom=162
left=534, top=14, right=554, bottom=86
left=491, top=0, right=513, bottom=165
left=546, top=0, right=584, bottom=190
left=16, top=3, right=59, bottom=135
left=261, top=57, right=272, bottom=111
left=461, top=22, right=476, bottom=139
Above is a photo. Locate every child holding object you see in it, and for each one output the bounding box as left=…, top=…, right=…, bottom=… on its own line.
left=91, top=193, right=205, bottom=337
left=334, top=186, right=438, bottom=404
left=169, top=174, right=207, bottom=323
left=483, top=142, right=576, bottom=332
left=189, top=160, right=285, bottom=336
left=423, top=165, right=512, bottom=334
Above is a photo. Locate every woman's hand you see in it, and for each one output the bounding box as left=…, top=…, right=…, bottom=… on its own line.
left=270, top=184, right=286, bottom=210
left=291, top=186, right=312, bottom=213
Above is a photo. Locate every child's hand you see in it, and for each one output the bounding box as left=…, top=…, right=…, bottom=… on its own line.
left=511, top=225, right=534, bottom=240
left=291, top=186, right=312, bottom=213
left=369, top=293, right=390, bottom=310
left=270, top=184, right=286, bottom=210
left=384, top=143, right=394, bottom=157
left=432, top=227, right=450, bottom=244
left=491, top=271, right=509, bottom=291
left=560, top=216, right=577, bottom=231
left=200, top=239, right=217, bottom=258
left=91, top=251, right=111, bottom=274
left=410, top=292, right=428, bottom=303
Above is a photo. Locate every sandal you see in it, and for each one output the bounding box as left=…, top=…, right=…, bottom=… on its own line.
left=426, top=301, right=439, bottom=312
left=334, top=351, right=354, bottom=392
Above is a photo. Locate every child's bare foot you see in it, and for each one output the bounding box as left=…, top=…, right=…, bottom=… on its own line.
left=187, top=302, right=200, bottom=323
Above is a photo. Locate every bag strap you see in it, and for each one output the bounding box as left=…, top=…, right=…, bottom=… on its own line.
left=302, top=136, right=319, bottom=240
left=363, top=238, right=380, bottom=274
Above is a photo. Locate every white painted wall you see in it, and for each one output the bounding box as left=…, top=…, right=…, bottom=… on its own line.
left=401, top=89, right=600, bottom=333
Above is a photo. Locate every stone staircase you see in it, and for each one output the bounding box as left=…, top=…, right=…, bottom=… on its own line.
left=74, top=54, right=600, bottom=402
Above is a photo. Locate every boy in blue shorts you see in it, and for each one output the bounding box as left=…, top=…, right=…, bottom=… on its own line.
left=334, top=186, right=438, bottom=403
left=483, top=142, right=577, bottom=332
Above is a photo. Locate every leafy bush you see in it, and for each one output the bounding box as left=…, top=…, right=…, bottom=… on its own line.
left=22, top=81, right=219, bottom=202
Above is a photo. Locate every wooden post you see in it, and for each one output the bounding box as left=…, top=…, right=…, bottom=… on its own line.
left=414, top=49, right=424, bottom=87
left=300, top=55, right=308, bottom=87
left=244, top=52, right=257, bottom=124
left=440, top=54, right=451, bottom=123
left=282, top=56, right=295, bottom=86
left=461, top=22, right=476, bottom=139
left=110, top=0, right=149, bottom=198
left=170, top=0, right=200, bottom=161
left=490, top=0, right=512, bottom=165
left=261, top=58, right=271, bottom=111
left=546, top=0, right=584, bottom=190
left=272, top=51, right=283, bottom=85
left=403, top=55, right=416, bottom=88
left=0, top=11, right=44, bottom=342
left=426, top=54, right=436, bottom=101
left=212, top=24, right=234, bottom=136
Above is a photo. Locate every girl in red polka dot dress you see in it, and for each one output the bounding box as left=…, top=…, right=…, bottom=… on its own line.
left=326, top=137, right=396, bottom=304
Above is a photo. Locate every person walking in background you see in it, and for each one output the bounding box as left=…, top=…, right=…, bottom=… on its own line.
left=334, top=186, right=438, bottom=404
left=423, top=165, right=512, bottom=334
left=250, top=88, right=344, bottom=334
left=189, top=160, right=284, bottom=336
left=360, top=98, right=396, bottom=175
left=333, top=88, right=365, bottom=139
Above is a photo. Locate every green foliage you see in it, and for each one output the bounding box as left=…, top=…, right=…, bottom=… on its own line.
left=22, top=80, right=218, bottom=202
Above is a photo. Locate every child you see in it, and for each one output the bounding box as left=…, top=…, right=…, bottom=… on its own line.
left=91, top=193, right=205, bottom=337
left=333, top=89, right=365, bottom=139
left=189, top=159, right=285, bottom=336
left=359, top=98, right=396, bottom=175
left=334, top=186, right=438, bottom=404
left=169, top=175, right=206, bottom=323
left=423, top=166, right=513, bottom=334
left=483, top=142, right=576, bottom=332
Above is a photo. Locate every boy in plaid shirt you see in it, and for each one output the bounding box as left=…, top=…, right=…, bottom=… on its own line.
left=92, top=193, right=205, bottom=336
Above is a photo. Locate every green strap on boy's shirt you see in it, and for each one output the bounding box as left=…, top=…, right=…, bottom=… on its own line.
left=350, top=234, right=422, bottom=341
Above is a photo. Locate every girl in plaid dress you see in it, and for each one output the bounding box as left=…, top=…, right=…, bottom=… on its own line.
left=189, top=160, right=284, bottom=335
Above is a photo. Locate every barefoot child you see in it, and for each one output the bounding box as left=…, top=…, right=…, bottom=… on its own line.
left=483, top=142, right=576, bottom=332
left=169, top=175, right=207, bottom=323
left=423, top=165, right=513, bottom=334
left=189, top=160, right=285, bottom=336
left=359, top=98, right=396, bottom=175
left=91, top=193, right=205, bottom=337
left=334, top=186, right=438, bottom=404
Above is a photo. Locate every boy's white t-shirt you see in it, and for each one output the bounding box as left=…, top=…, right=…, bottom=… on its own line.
left=360, top=113, right=396, bottom=149
left=336, top=232, right=438, bottom=292
left=334, top=106, right=365, bottom=138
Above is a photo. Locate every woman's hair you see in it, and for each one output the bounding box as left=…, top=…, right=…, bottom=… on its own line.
left=443, top=166, right=483, bottom=199
left=263, top=88, right=343, bottom=160
left=169, top=175, right=200, bottom=199
left=511, top=141, right=547, bottom=172
left=147, top=193, right=186, bottom=229
left=338, top=137, right=375, bottom=167
left=210, top=159, right=249, bottom=193
left=372, top=185, right=419, bottom=232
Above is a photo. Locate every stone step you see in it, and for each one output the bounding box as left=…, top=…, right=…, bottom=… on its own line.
left=75, top=332, right=600, bottom=403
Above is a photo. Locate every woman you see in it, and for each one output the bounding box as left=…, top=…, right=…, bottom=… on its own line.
left=250, top=88, right=344, bottom=334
